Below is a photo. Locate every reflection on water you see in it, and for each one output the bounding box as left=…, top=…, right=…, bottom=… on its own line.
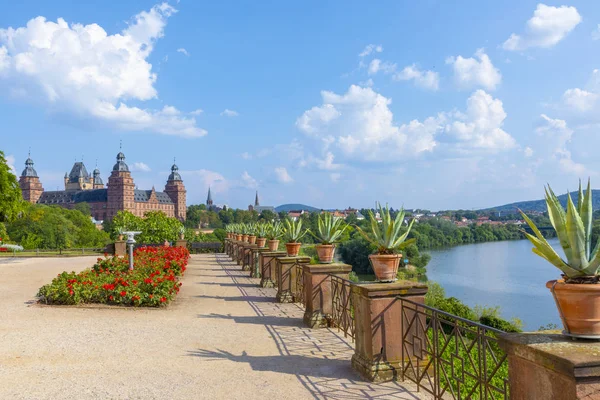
left=426, top=238, right=562, bottom=331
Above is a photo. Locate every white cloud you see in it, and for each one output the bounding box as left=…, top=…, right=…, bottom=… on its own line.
left=524, top=147, right=533, bottom=157
left=176, top=48, right=189, bottom=56
left=359, top=44, right=383, bottom=58
left=563, top=88, right=598, bottom=112
left=446, top=49, right=501, bottom=91
left=183, top=169, right=229, bottom=193
left=190, top=108, right=203, bottom=115
left=296, top=85, right=515, bottom=162
left=535, top=114, right=586, bottom=175
left=241, top=152, right=252, bottom=160
left=368, top=59, right=396, bottom=75
left=502, top=4, right=581, bottom=51
left=0, top=3, right=206, bottom=138
left=6, top=154, right=15, bottom=174
left=311, top=152, right=342, bottom=170
left=130, top=162, right=151, bottom=172
left=393, top=64, right=439, bottom=90
left=330, top=173, right=341, bottom=182
left=274, top=167, right=293, bottom=183
left=241, top=171, right=258, bottom=189
left=220, top=109, right=239, bottom=117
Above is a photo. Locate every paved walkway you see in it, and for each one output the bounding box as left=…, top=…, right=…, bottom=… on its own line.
left=0, top=254, right=425, bottom=399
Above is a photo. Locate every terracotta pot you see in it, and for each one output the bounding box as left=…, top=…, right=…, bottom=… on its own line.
left=118, top=235, right=124, bottom=241
left=285, top=242, right=301, bottom=257
left=316, top=244, right=335, bottom=264
left=267, top=240, right=280, bottom=251
left=242, top=234, right=249, bottom=242
left=236, top=234, right=242, bottom=241
left=547, top=280, right=600, bottom=336
left=256, top=237, right=267, bottom=248
left=248, top=235, right=257, bottom=245
left=369, top=254, right=401, bottom=282
left=179, top=233, right=185, bottom=240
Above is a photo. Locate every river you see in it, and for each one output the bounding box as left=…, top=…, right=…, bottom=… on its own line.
left=426, top=238, right=563, bottom=332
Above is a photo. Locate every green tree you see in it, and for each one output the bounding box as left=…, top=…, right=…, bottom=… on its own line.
left=0, top=151, right=23, bottom=222
left=73, top=202, right=91, bottom=217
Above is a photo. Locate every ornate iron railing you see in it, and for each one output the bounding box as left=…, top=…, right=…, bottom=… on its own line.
left=330, top=274, right=355, bottom=340
left=293, top=263, right=304, bottom=305
left=399, top=298, right=509, bottom=400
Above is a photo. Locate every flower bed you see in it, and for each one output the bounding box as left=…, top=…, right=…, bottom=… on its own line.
left=37, top=246, right=190, bottom=307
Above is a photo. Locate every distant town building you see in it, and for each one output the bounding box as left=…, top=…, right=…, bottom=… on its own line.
left=288, top=210, right=307, bottom=221
left=19, top=151, right=186, bottom=222
left=205, top=187, right=225, bottom=212
left=249, top=191, right=275, bottom=213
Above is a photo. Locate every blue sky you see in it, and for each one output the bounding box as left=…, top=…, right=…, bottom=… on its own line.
left=2, top=1, right=600, bottom=210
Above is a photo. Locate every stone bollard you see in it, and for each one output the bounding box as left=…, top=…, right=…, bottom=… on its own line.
left=259, top=251, right=287, bottom=288
left=499, top=333, right=600, bottom=399
left=250, top=247, right=269, bottom=278
left=351, top=281, right=428, bottom=382
left=114, top=240, right=127, bottom=257
left=275, top=256, right=310, bottom=304
left=175, top=239, right=187, bottom=248
left=242, top=244, right=257, bottom=271
left=302, top=263, right=352, bottom=328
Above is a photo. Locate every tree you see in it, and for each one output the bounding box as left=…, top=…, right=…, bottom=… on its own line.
left=259, top=209, right=277, bottom=221
left=73, top=202, right=91, bottom=217
left=0, top=151, right=23, bottom=222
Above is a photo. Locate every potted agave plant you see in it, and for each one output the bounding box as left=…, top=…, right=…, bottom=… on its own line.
left=256, top=222, right=269, bottom=248
left=116, top=227, right=124, bottom=241
left=241, top=223, right=249, bottom=243
left=356, top=203, right=415, bottom=282
left=311, top=212, right=349, bottom=263
left=522, top=180, right=600, bottom=337
left=247, top=223, right=257, bottom=245
left=178, top=226, right=185, bottom=240
left=235, top=224, right=243, bottom=241
left=283, top=219, right=308, bottom=257
left=267, top=221, right=283, bottom=251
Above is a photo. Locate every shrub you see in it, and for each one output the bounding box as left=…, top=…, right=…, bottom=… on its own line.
left=479, top=315, right=522, bottom=333
left=37, top=246, right=190, bottom=307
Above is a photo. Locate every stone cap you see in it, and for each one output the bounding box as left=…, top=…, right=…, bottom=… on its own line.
left=242, top=244, right=258, bottom=249
left=353, top=280, right=428, bottom=298
left=303, top=263, right=352, bottom=274
left=251, top=247, right=270, bottom=253
left=499, top=332, right=600, bottom=379
left=277, top=256, right=311, bottom=264
left=260, top=251, right=287, bottom=257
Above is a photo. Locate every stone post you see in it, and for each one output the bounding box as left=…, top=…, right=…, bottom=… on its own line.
left=351, top=281, right=428, bottom=382
left=302, top=263, right=352, bottom=328
left=242, top=244, right=257, bottom=271
left=275, top=256, right=310, bottom=303
left=224, top=239, right=230, bottom=256
left=236, top=242, right=246, bottom=266
left=259, top=251, right=287, bottom=288
left=250, top=247, right=269, bottom=278
left=175, top=239, right=187, bottom=248
left=499, top=333, right=600, bottom=399
left=114, top=240, right=127, bottom=257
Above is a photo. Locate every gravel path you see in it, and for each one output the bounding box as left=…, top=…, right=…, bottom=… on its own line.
left=0, top=254, right=425, bottom=399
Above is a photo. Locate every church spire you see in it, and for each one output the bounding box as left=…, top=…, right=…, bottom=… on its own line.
left=255, top=190, right=260, bottom=207
left=207, top=186, right=213, bottom=206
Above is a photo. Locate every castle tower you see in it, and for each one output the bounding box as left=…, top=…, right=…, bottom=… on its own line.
left=92, top=167, right=104, bottom=189
left=106, top=151, right=135, bottom=220
left=206, top=186, right=213, bottom=208
left=19, top=154, right=44, bottom=204
left=165, top=163, right=186, bottom=221
left=65, top=161, right=93, bottom=191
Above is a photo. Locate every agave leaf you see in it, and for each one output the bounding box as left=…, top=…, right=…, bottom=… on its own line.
left=581, top=179, right=593, bottom=259
left=522, top=231, right=582, bottom=277
left=577, top=180, right=583, bottom=215
left=544, top=187, right=572, bottom=264
left=565, top=193, right=588, bottom=270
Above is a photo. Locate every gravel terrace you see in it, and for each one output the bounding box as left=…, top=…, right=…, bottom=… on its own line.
left=0, top=254, right=425, bottom=399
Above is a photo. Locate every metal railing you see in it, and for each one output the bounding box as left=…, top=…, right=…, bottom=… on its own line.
left=330, top=274, right=355, bottom=340
left=293, top=263, right=304, bottom=305
left=0, top=247, right=107, bottom=256
left=400, top=298, right=509, bottom=400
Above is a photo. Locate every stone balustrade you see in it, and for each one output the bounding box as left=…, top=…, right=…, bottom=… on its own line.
left=275, top=256, right=311, bottom=303
left=259, top=251, right=287, bottom=288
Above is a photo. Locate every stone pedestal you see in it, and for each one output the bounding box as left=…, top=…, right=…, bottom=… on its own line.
left=236, top=242, right=247, bottom=265
left=250, top=247, right=269, bottom=278
left=302, top=263, right=352, bottom=328
left=114, top=241, right=127, bottom=257
left=242, top=244, right=257, bottom=271
left=499, top=333, right=600, bottom=399
left=275, top=256, right=310, bottom=303
left=259, top=251, right=286, bottom=288
left=224, top=239, right=231, bottom=256
left=175, top=239, right=187, bottom=248
left=351, top=281, right=428, bottom=382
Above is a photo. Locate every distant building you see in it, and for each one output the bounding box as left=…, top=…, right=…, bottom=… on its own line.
left=288, top=210, right=307, bottom=221
left=19, top=151, right=186, bottom=222
left=249, top=191, right=275, bottom=213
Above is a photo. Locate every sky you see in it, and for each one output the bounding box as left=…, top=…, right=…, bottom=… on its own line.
left=1, top=1, right=600, bottom=211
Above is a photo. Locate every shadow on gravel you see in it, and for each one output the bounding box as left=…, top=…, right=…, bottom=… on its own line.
left=197, top=313, right=302, bottom=327
left=195, top=295, right=274, bottom=303
left=196, top=282, right=257, bottom=287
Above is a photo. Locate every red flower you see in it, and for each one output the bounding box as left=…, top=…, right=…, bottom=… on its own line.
left=149, top=294, right=154, bottom=299
left=69, top=290, right=74, bottom=296
left=144, top=278, right=152, bottom=284
left=109, top=295, right=114, bottom=301
left=120, top=291, right=127, bottom=297
left=160, top=297, right=167, bottom=303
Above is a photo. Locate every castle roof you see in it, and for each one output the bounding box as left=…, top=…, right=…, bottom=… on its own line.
left=68, top=162, right=91, bottom=183
left=112, top=151, right=129, bottom=172
left=93, top=168, right=103, bottom=185
left=134, top=189, right=174, bottom=204
left=21, top=157, right=38, bottom=178
left=168, top=164, right=182, bottom=181
left=38, top=189, right=109, bottom=204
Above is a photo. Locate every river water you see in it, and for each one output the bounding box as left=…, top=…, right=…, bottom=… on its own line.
left=426, top=238, right=563, bottom=331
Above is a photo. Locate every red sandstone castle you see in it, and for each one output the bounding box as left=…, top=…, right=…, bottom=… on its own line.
left=18, top=151, right=186, bottom=222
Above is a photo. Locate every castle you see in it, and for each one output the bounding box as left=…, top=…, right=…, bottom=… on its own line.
left=18, top=151, right=186, bottom=222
